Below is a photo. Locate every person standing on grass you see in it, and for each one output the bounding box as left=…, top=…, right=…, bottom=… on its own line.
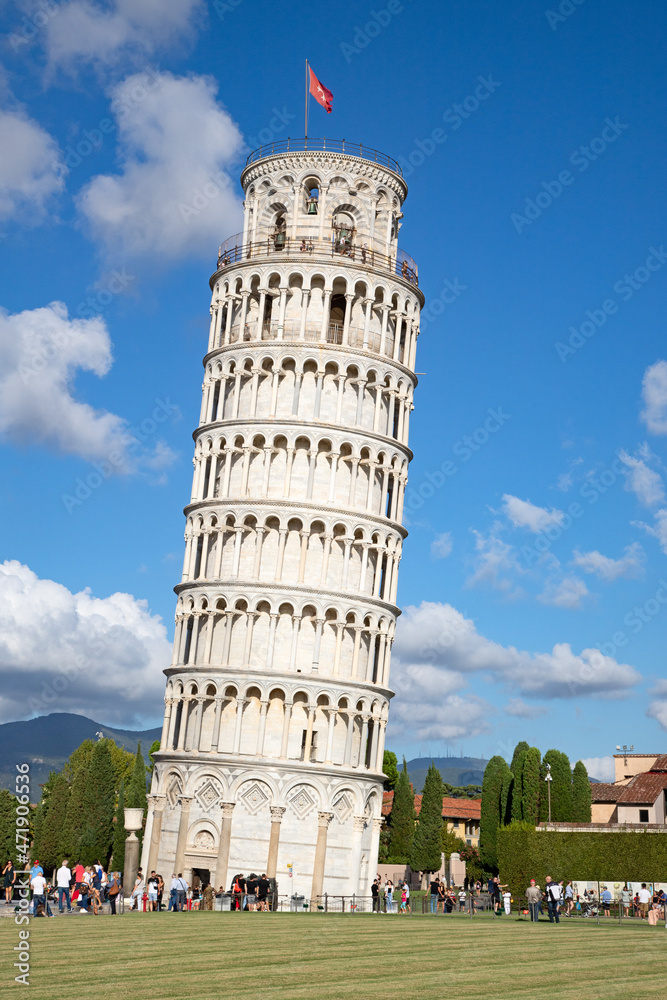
left=429, top=876, right=439, bottom=914
left=176, top=873, right=188, bottom=912
left=168, top=874, right=179, bottom=911
left=601, top=886, right=612, bottom=916
left=56, top=859, right=72, bottom=912
left=438, top=881, right=447, bottom=913
left=371, top=878, right=380, bottom=912
left=130, top=868, right=144, bottom=910
left=107, top=872, right=121, bottom=915
left=147, top=871, right=159, bottom=911
left=564, top=881, right=574, bottom=916
left=620, top=885, right=631, bottom=917
left=404, top=880, right=411, bottom=914
left=458, top=887, right=466, bottom=912
left=503, top=889, right=512, bottom=915
left=638, top=883, right=651, bottom=919
left=3, top=860, right=16, bottom=904
left=525, top=879, right=541, bottom=922
left=385, top=879, right=394, bottom=913
left=545, top=877, right=561, bottom=924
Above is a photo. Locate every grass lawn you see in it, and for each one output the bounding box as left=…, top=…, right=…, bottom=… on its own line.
left=1, top=911, right=665, bottom=998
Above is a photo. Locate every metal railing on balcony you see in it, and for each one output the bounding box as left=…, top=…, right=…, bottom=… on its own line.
left=215, top=229, right=418, bottom=288
left=244, top=137, right=404, bottom=177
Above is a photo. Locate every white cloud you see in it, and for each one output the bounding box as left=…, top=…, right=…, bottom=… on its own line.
left=580, top=756, right=615, bottom=782
left=0, top=561, right=169, bottom=726
left=571, top=543, right=645, bottom=582
left=538, top=575, right=589, bottom=609
left=618, top=446, right=664, bottom=506
left=502, top=494, right=565, bottom=533
left=641, top=360, right=667, bottom=435
left=504, top=698, right=546, bottom=719
left=0, top=300, right=176, bottom=468
left=633, top=509, right=667, bottom=555
left=431, top=532, right=453, bottom=559
left=392, top=600, right=640, bottom=702
left=77, top=71, right=244, bottom=261
left=466, top=525, right=523, bottom=594
left=45, top=0, right=204, bottom=71
left=0, top=106, right=65, bottom=222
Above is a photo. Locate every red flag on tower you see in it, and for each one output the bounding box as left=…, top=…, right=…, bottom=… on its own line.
left=308, top=66, right=333, bottom=113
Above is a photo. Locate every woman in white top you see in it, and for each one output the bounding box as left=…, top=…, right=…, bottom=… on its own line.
left=385, top=880, right=394, bottom=912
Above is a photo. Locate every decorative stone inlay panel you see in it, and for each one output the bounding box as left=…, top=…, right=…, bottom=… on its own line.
left=239, top=780, right=270, bottom=815
left=166, top=776, right=182, bottom=809
left=288, top=785, right=317, bottom=819
left=195, top=778, right=223, bottom=812
left=332, top=791, right=354, bottom=824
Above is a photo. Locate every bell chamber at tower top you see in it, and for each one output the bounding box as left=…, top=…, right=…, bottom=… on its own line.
left=207, top=142, right=423, bottom=359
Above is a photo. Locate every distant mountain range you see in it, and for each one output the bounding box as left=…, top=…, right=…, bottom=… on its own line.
left=0, top=713, right=161, bottom=798
left=406, top=756, right=488, bottom=793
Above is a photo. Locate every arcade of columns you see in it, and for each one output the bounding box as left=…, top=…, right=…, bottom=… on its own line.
left=143, top=141, right=423, bottom=900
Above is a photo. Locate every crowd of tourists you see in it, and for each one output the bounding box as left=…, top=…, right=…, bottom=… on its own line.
left=524, top=877, right=667, bottom=924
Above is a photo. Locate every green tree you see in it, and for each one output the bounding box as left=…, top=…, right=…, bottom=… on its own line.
left=81, top=740, right=115, bottom=865
left=387, top=758, right=415, bottom=863
left=479, top=755, right=509, bottom=872
left=521, top=747, right=541, bottom=825
left=442, top=824, right=466, bottom=859
left=500, top=768, right=514, bottom=826
left=60, top=751, right=91, bottom=860
left=382, top=750, right=399, bottom=790
left=410, top=762, right=444, bottom=875
left=148, top=739, right=161, bottom=775
left=459, top=844, right=483, bottom=882
left=108, top=742, right=135, bottom=790
left=509, top=741, right=529, bottom=821
left=540, top=749, right=573, bottom=822
left=126, top=743, right=148, bottom=810
left=572, top=760, right=592, bottom=822
left=36, top=771, right=70, bottom=871
left=111, top=780, right=126, bottom=872
left=377, top=823, right=390, bottom=864
left=0, top=789, right=29, bottom=868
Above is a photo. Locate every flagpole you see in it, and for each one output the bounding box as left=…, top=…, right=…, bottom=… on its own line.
left=305, top=59, right=309, bottom=141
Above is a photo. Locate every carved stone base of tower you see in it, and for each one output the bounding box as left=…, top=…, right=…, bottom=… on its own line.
left=144, top=758, right=383, bottom=898
left=143, top=137, right=422, bottom=900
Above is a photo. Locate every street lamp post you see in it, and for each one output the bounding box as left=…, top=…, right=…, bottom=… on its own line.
left=545, top=763, right=552, bottom=823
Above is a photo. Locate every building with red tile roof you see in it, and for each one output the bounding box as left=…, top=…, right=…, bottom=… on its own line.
left=382, top=791, right=481, bottom=846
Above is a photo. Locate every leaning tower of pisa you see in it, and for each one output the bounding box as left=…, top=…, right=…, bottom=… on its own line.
left=143, top=138, right=423, bottom=901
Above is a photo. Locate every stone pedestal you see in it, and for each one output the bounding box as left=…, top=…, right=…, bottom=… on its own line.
left=122, top=807, right=144, bottom=896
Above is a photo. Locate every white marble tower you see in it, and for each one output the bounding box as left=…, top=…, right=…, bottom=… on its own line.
left=143, top=138, right=423, bottom=901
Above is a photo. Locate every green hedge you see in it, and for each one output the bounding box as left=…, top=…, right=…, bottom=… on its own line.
left=498, top=822, right=667, bottom=893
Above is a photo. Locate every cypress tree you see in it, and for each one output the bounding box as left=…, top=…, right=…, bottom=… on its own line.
left=410, top=762, right=444, bottom=875
left=572, top=760, right=592, bottom=822
left=112, top=780, right=126, bottom=872
left=500, top=768, right=514, bottom=826
left=387, top=758, right=415, bottom=863
left=540, top=749, right=573, bottom=822
left=61, top=752, right=90, bottom=861
left=82, top=740, right=115, bottom=865
left=38, top=772, right=70, bottom=871
left=126, top=743, right=148, bottom=810
left=521, top=747, right=541, bottom=825
left=510, top=741, right=529, bottom=822
left=480, top=756, right=509, bottom=872
left=0, top=790, right=22, bottom=867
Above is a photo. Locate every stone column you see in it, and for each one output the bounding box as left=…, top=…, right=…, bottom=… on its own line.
left=348, top=816, right=366, bottom=895
left=160, top=699, right=173, bottom=747
left=174, top=796, right=193, bottom=876
left=255, top=699, right=269, bottom=756
left=266, top=806, right=286, bottom=878
left=214, top=802, right=236, bottom=890
left=146, top=795, right=165, bottom=874
left=232, top=697, right=246, bottom=753
left=280, top=700, right=293, bottom=759
left=210, top=696, right=224, bottom=752
left=310, top=811, right=333, bottom=904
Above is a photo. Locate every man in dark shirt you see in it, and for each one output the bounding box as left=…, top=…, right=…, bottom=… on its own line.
left=371, top=879, right=380, bottom=912
left=257, top=874, right=271, bottom=911
left=429, top=878, right=440, bottom=914
left=245, top=874, right=258, bottom=910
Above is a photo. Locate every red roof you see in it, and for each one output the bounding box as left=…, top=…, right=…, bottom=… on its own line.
left=590, top=783, right=623, bottom=802
left=617, top=772, right=667, bottom=805
left=382, top=790, right=481, bottom=820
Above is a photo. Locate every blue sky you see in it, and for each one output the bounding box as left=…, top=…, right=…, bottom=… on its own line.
left=1, top=0, right=666, bottom=778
